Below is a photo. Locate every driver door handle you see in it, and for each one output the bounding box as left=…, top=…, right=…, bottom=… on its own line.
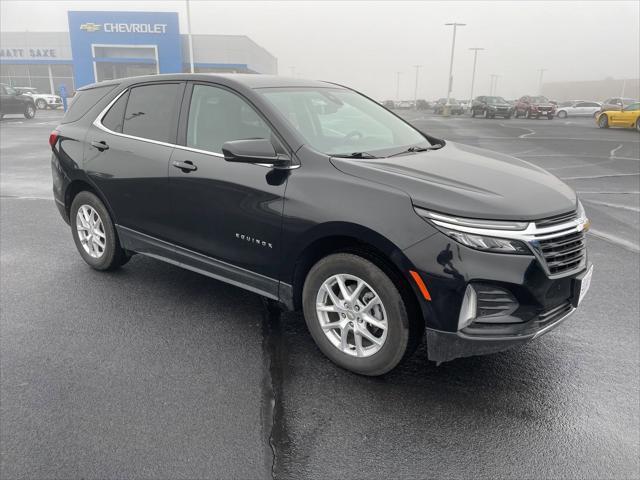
left=172, top=160, right=198, bottom=172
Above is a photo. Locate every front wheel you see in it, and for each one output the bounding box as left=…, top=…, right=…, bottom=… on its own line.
left=302, top=253, right=418, bottom=376
left=23, top=104, right=35, bottom=119
left=36, top=99, right=47, bottom=110
left=547, top=114, right=554, bottom=120
left=636, top=118, right=640, bottom=133
left=471, top=109, right=476, bottom=118
left=557, top=111, right=567, bottom=119
left=598, top=114, right=609, bottom=128
left=70, top=191, right=129, bottom=270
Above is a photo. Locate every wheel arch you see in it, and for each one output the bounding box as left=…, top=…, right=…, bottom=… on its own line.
left=286, top=223, right=428, bottom=328
left=64, top=177, right=118, bottom=225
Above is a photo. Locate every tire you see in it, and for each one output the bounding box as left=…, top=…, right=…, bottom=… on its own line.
left=483, top=109, right=489, bottom=119
left=35, top=99, right=47, bottom=110
left=598, top=114, right=609, bottom=129
left=504, top=114, right=512, bottom=119
left=471, top=109, right=476, bottom=118
left=547, top=114, right=554, bottom=120
left=636, top=118, right=640, bottom=133
left=70, top=191, right=129, bottom=270
left=302, top=253, right=418, bottom=376
left=23, top=103, right=35, bottom=119
left=525, top=109, right=531, bottom=119
left=558, top=111, right=567, bottom=119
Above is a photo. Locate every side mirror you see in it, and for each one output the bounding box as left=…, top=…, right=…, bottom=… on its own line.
left=222, top=138, right=291, bottom=168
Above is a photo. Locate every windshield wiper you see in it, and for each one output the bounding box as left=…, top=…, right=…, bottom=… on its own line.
left=332, top=152, right=378, bottom=159
left=386, top=144, right=443, bottom=158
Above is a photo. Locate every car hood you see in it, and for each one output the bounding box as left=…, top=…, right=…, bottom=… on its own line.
left=487, top=103, right=511, bottom=108
left=330, top=142, right=577, bottom=221
left=531, top=102, right=555, bottom=107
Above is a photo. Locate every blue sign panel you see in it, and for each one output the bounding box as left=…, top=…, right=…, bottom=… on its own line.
left=68, top=11, right=182, bottom=88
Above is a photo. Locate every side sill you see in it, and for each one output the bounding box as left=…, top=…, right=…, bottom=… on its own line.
left=117, top=225, right=281, bottom=302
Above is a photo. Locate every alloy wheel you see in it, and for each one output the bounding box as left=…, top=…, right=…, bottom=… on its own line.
left=315, top=273, right=388, bottom=358
left=76, top=205, right=106, bottom=258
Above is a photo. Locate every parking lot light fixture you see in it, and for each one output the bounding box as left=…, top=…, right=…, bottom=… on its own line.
left=444, top=22, right=466, bottom=116
left=468, top=48, right=484, bottom=106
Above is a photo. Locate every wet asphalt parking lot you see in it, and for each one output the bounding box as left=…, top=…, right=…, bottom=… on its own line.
left=1, top=109, right=638, bottom=479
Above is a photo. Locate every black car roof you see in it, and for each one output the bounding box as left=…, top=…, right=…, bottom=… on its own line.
left=78, top=73, right=338, bottom=91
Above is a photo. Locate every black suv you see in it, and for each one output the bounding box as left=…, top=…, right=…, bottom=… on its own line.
left=0, top=83, right=36, bottom=119
left=51, top=74, right=593, bottom=375
left=471, top=96, right=513, bottom=119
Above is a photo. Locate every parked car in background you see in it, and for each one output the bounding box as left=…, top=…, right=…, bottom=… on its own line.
left=599, top=97, right=638, bottom=113
left=416, top=99, right=430, bottom=110
left=597, top=102, right=640, bottom=131
left=14, top=87, right=63, bottom=110
left=0, top=83, right=36, bottom=119
left=396, top=100, right=414, bottom=109
left=433, top=98, right=464, bottom=115
left=471, top=96, right=513, bottom=119
left=555, top=101, right=602, bottom=118
left=382, top=100, right=396, bottom=109
left=50, top=73, right=593, bottom=374
left=514, top=95, right=556, bottom=119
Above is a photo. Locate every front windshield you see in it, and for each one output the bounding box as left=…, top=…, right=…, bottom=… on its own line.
left=530, top=96, right=549, bottom=103
left=258, top=87, right=430, bottom=156
left=486, top=97, right=507, bottom=104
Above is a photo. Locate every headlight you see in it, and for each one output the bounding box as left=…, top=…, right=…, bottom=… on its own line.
left=414, top=207, right=532, bottom=255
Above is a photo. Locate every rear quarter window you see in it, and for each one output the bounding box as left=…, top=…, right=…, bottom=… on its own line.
left=61, top=84, right=117, bottom=124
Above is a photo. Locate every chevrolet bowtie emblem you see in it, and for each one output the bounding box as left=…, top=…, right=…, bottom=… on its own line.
left=80, top=23, right=102, bottom=32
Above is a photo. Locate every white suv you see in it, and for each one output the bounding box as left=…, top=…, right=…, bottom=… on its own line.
left=15, top=87, right=62, bottom=110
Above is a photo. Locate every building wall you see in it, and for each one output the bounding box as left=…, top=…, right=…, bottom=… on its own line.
left=542, top=78, right=640, bottom=102
left=181, top=34, right=277, bottom=74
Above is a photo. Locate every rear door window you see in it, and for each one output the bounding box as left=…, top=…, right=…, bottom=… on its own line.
left=122, top=83, right=181, bottom=143
left=61, top=85, right=116, bottom=124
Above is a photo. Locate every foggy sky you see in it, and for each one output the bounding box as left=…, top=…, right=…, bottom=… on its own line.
left=1, top=0, right=639, bottom=100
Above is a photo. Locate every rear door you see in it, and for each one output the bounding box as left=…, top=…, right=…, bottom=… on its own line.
left=166, top=82, right=289, bottom=284
left=85, top=81, right=184, bottom=240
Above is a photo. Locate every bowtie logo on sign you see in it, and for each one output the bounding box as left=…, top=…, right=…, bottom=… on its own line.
left=80, top=23, right=102, bottom=32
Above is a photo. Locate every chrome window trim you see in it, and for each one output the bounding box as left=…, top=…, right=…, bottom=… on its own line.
left=416, top=206, right=589, bottom=278
left=93, top=86, right=300, bottom=169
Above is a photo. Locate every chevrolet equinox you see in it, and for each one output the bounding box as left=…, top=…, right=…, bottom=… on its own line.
left=51, top=74, right=593, bottom=375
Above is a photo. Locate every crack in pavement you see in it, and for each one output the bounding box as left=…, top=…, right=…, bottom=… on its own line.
left=260, top=299, right=288, bottom=480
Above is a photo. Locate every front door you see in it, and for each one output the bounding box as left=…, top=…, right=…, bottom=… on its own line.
left=167, top=83, right=289, bottom=286
left=0, top=85, right=22, bottom=114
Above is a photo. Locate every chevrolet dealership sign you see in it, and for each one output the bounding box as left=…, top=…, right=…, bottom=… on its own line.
left=80, top=22, right=168, bottom=34
left=68, top=11, right=182, bottom=88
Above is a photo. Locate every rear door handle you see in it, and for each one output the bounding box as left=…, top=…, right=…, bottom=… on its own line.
left=172, top=160, right=198, bottom=172
left=91, top=140, right=109, bottom=151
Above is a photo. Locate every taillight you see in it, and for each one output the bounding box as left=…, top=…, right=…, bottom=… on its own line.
left=49, top=130, right=59, bottom=148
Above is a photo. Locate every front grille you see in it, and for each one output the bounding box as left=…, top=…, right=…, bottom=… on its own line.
left=536, top=229, right=586, bottom=275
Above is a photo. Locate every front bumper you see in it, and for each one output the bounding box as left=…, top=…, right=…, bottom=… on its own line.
left=403, top=227, right=590, bottom=362
left=426, top=301, right=575, bottom=363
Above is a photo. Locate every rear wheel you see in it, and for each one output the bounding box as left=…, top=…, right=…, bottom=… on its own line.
left=598, top=114, right=609, bottom=128
left=23, top=104, right=35, bottom=119
left=302, top=253, right=418, bottom=376
left=636, top=118, right=639, bottom=133
left=70, top=191, right=129, bottom=270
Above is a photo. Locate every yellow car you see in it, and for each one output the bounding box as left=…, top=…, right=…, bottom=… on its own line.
left=597, top=102, right=640, bottom=132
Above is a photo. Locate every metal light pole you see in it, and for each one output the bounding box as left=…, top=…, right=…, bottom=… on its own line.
left=537, top=68, right=547, bottom=95
left=395, top=71, right=402, bottom=103
left=490, top=74, right=500, bottom=95
left=413, top=65, right=422, bottom=110
left=468, top=47, right=484, bottom=104
left=186, top=0, right=195, bottom=73
left=444, top=22, right=466, bottom=115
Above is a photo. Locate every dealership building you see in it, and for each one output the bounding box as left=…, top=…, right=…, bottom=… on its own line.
left=0, top=10, right=278, bottom=95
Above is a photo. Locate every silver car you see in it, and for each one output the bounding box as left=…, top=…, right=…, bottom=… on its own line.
left=555, top=100, right=602, bottom=118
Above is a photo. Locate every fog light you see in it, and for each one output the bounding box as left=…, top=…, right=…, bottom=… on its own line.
left=458, top=284, right=477, bottom=330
